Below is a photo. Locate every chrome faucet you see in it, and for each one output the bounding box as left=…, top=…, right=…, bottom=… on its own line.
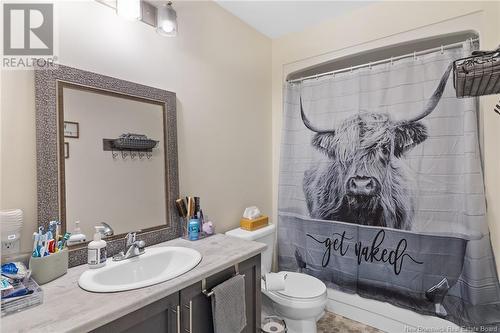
left=100, top=222, right=114, bottom=237
left=112, top=232, right=145, bottom=261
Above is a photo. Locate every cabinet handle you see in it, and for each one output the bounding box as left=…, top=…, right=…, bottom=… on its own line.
left=183, top=300, right=193, bottom=333
left=176, top=305, right=181, bottom=333
left=189, top=300, right=193, bottom=333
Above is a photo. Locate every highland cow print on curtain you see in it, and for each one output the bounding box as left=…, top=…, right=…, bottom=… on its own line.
left=278, top=42, right=500, bottom=329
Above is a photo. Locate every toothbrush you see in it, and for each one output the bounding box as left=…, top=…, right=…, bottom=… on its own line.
left=58, top=232, right=71, bottom=250
left=39, top=234, right=47, bottom=257
left=43, top=234, right=50, bottom=256
left=56, top=221, right=61, bottom=239
left=32, top=232, right=40, bottom=257
left=46, top=230, right=53, bottom=242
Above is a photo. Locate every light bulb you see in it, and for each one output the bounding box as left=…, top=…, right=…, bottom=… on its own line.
left=157, top=2, right=177, bottom=37
left=161, top=21, right=175, bottom=33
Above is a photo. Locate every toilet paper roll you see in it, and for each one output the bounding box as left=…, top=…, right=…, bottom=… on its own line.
left=262, top=321, right=286, bottom=333
left=265, top=272, right=287, bottom=291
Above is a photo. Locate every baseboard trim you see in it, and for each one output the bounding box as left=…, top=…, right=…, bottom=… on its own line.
left=326, top=289, right=470, bottom=333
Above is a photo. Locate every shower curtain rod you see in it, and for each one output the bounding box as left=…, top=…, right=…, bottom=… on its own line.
left=288, top=38, right=479, bottom=83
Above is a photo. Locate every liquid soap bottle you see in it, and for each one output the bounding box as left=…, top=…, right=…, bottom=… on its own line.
left=88, top=226, right=107, bottom=269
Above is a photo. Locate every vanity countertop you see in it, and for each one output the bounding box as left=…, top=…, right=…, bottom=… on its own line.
left=2, top=234, right=266, bottom=333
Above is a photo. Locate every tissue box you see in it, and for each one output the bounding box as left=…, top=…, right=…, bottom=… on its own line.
left=240, top=215, right=268, bottom=231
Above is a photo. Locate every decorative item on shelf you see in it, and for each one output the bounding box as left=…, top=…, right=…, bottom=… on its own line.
left=63, top=121, right=79, bottom=138
left=112, top=133, right=158, bottom=150
left=103, top=133, right=158, bottom=160
left=453, top=45, right=500, bottom=99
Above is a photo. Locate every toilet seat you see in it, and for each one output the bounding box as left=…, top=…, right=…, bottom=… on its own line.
left=275, top=271, right=326, bottom=299
left=262, top=271, right=327, bottom=305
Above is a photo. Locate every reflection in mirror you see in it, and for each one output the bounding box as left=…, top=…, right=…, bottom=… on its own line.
left=59, top=83, right=168, bottom=243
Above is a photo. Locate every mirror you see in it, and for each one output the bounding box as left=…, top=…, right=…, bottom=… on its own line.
left=59, top=83, right=168, bottom=240
left=35, top=65, right=179, bottom=255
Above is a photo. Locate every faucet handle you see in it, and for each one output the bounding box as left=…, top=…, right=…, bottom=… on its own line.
left=125, top=231, right=143, bottom=246
left=125, top=232, right=136, bottom=246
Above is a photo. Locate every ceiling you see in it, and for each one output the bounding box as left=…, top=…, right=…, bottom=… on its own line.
left=214, top=1, right=375, bottom=39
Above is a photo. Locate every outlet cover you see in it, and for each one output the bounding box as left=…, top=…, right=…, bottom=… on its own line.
left=2, top=240, right=20, bottom=255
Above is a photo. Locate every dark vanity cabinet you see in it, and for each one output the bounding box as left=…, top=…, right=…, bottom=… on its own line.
left=91, top=255, right=261, bottom=333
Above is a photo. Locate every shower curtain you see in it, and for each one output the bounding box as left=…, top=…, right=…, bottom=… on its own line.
left=278, top=42, right=500, bottom=329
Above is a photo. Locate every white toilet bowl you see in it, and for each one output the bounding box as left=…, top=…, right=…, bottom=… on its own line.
left=262, top=271, right=327, bottom=333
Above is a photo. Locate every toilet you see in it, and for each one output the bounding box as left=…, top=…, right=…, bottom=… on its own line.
left=226, top=224, right=327, bottom=333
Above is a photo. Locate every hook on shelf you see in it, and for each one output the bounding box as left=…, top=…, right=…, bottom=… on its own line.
left=121, top=150, right=128, bottom=159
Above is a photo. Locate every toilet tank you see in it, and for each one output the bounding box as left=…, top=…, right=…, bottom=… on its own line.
left=226, top=224, right=276, bottom=275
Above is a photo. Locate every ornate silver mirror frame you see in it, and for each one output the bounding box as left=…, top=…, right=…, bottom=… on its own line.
left=35, top=64, right=179, bottom=266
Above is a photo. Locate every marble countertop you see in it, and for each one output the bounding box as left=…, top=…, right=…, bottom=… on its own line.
left=2, top=234, right=266, bottom=333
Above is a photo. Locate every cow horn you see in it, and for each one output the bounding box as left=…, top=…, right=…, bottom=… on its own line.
left=300, top=97, right=334, bottom=133
left=406, top=63, right=453, bottom=123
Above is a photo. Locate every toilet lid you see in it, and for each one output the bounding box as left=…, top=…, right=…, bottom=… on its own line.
left=275, top=272, right=326, bottom=299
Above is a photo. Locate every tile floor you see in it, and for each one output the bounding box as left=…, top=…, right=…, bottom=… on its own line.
left=317, top=311, right=384, bottom=333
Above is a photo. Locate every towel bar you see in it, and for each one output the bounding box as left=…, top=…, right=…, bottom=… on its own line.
left=201, top=263, right=244, bottom=297
left=202, top=274, right=245, bottom=297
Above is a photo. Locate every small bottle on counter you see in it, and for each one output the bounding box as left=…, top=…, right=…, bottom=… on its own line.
left=88, top=226, right=107, bottom=268
left=188, top=218, right=200, bottom=241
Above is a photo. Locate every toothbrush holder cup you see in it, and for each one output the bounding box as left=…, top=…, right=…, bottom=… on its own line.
left=29, top=249, right=68, bottom=285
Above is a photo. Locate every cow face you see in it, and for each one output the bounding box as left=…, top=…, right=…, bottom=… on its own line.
left=309, top=112, right=427, bottom=199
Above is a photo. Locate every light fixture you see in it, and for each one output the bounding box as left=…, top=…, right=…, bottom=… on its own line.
left=116, top=0, right=142, bottom=21
left=157, top=2, right=177, bottom=37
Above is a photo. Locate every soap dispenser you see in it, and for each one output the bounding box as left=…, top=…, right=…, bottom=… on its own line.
left=66, top=221, right=87, bottom=246
left=88, top=226, right=107, bottom=269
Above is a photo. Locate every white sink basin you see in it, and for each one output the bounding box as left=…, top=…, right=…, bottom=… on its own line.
left=78, top=247, right=202, bottom=292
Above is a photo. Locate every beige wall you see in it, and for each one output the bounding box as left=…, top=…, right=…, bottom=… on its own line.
left=271, top=1, right=500, bottom=274
left=0, top=0, right=272, bottom=253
